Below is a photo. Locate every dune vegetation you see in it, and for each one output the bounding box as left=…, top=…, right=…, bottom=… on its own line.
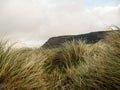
left=0, top=26, right=120, bottom=90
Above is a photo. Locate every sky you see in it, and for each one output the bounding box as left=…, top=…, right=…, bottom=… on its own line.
left=0, top=0, right=120, bottom=47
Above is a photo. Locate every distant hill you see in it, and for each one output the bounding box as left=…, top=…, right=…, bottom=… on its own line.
left=42, top=31, right=113, bottom=48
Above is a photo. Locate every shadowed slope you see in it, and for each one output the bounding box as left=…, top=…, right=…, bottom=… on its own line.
left=42, top=31, right=111, bottom=48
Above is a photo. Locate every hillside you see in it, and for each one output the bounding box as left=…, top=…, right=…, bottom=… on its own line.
left=42, top=31, right=111, bottom=48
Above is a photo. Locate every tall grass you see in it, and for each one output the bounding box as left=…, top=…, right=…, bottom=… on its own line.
left=0, top=41, right=46, bottom=90
left=42, top=41, right=120, bottom=90
left=40, top=26, right=120, bottom=90
left=0, top=26, right=120, bottom=90
left=105, top=26, right=120, bottom=56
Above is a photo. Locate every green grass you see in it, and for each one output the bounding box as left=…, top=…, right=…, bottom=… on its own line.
left=0, top=26, right=120, bottom=90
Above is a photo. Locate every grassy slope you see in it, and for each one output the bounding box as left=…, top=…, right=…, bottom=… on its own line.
left=0, top=27, right=120, bottom=90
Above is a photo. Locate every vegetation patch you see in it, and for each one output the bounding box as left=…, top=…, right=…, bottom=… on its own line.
left=0, top=26, right=120, bottom=90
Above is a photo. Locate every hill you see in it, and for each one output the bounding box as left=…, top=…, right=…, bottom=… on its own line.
left=42, top=30, right=111, bottom=48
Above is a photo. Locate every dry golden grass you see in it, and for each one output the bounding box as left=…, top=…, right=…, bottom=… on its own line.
left=0, top=26, right=120, bottom=90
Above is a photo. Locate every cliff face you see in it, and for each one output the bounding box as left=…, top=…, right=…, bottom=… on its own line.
left=42, top=31, right=111, bottom=48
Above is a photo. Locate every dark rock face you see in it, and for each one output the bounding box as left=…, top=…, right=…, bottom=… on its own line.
left=42, top=31, right=111, bottom=48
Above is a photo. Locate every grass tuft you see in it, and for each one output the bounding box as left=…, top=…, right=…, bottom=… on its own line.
left=0, top=26, right=120, bottom=89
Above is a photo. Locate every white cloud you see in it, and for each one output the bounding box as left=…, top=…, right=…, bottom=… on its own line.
left=0, top=0, right=119, bottom=47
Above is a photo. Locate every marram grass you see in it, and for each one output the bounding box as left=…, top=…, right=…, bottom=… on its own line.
left=0, top=41, right=46, bottom=90
left=42, top=41, right=120, bottom=90
left=0, top=27, right=120, bottom=90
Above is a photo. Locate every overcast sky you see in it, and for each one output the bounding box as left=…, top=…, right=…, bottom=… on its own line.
left=0, top=0, right=120, bottom=47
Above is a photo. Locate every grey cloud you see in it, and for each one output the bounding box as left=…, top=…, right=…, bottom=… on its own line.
left=0, top=0, right=120, bottom=47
